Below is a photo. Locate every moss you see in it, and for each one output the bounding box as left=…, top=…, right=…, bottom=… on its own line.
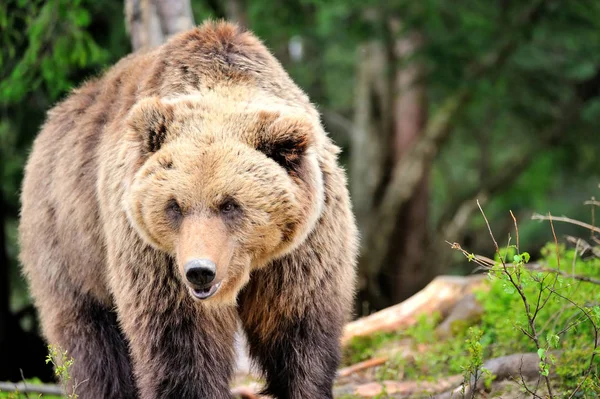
left=341, top=243, right=600, bottom=397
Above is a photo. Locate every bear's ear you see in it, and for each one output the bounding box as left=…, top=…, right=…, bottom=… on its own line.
left=256, top=115, right=314, bottom=174
left=128, top=98, right=175, bottom=155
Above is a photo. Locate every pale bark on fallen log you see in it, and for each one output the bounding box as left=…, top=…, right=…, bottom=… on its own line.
left=435, top=293, right=484, bottom=338
left=0, top=381, right=262, bottom=398
left=335, top=352, right=550, bottom=398
left=0, top=381, right=63, bottom=395
left=343, top=275, right=487, bottom=345
left=335, top=375, right=464, bottom=398
left=337, top=356, right=389, bottom=378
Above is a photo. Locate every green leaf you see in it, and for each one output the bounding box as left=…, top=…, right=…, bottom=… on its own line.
left=537, top=348, right=546, bottom=360
left=546, top=332, right=560, bottom=348
left=71, top=8, right=91, bottom=27
left=503, top=284, right=515, bottom=295
left=513, top=254, right=522, bottom=263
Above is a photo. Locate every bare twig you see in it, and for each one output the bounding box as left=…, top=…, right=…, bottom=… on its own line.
left=477, top=203, right=555, bottom=398
left=528, top=264, right=600, bottom=286
left=532, top=213, right=600, bottom=234
left=532, top=215, right=561, bottom=325
left=510, top=210, right=520, bottom=253
left=18, top=369, right=31, bottom=399
left=565, top=236, right=600, bottom=258
left=585, top=197, right=600, bottom=244
left=545, top=287, right=599, bottom=399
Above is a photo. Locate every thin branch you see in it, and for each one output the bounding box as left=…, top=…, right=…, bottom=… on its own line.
left=18, top=369, right=31, bottom=399
left=534, top=215, right=562, bottom=323
left=531, top=213, right=600, bottom=234
left=510, top=210, right=520, bottom=253
left=528, top=265, right=600, bottom=286
left=550, top=214, right=561, bottom=271
left=477, top=203, right=555, bottom=398
left=546, top=287, right=599, bottom=399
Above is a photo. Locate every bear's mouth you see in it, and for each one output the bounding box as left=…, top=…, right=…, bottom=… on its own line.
left=190, top=281, right=221, bottom=300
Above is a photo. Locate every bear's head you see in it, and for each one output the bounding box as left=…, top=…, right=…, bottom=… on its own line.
left=123, top=95, right=325, bottom=304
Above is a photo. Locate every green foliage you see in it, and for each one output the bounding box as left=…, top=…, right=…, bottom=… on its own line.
left=344, top=332, right=399, bottom=365
left=343, top=241, right=600, bottom=396
left=46, top=345, right=77, bottom=399
left=0, top=383, right=62, bottom=399
left=0, top=0, right=108, bottom=104
left=462, top=327, right=492, bottom=391
left=0, top=346, right=75, bottom=399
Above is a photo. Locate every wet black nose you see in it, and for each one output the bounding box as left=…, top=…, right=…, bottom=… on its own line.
left=184, top=259, right=216, bottom=287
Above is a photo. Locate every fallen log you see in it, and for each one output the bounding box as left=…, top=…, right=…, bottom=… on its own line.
left=335, top=375, right=464, bottom=398
left=337, top=356, right=389, bottom=378
left=334, top=352, right=550, bottom=398
left=435, top=293, right=484, bottom=338
left=0, top=381, right=63, bottom=395
left=0, top=381, right=262, bottom=399
left=343, top=275, right=487, bottom=345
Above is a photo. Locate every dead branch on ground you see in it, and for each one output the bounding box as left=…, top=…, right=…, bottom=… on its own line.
left=337, top=357, right=390, bottom=378
left=0, top=381, right=63, bottom=395
left=342, top=275, right=487, bottom=345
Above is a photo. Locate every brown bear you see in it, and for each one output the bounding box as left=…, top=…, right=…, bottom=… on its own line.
left=18, top=21, right=357, bottom=399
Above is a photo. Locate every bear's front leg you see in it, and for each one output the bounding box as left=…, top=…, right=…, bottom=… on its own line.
left=238, top=257, right=350, bottom=399
left=108, top=249, right=238, bottom=399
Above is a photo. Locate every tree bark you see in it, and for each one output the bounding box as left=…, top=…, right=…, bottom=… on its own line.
left=380, top=27, right=430, bottom=304
left=125, top=0, right=195, bottom=52
left=225, top=0, right=248, bottom=28
left=351, top=40, right=392, bottom=236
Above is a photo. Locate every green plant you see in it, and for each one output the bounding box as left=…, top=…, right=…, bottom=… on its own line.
left=345, top=203, right=600, bottom=398
left=466, top=326, right=494, bottom=397
left=45, top=345, right=78, bottom=399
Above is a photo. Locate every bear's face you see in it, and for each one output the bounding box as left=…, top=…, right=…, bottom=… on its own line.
left=123, top=96, right=324, bottom=304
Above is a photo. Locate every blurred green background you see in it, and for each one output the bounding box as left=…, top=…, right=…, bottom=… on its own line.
left=1, top=0, right=599, bottom=383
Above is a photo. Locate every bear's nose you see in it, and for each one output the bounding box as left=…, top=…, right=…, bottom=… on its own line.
left=184, top=259, right=216, bottom=287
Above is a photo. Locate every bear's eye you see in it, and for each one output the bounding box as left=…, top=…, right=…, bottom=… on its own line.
left=219, top=200, right=239, bottom=215
left=166, top=199, right=183, bottom=221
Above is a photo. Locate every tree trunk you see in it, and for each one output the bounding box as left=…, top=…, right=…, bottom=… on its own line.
left=380, top=29, right=431, bottom=304
left=125, top=0, right=195, bottom=52
left=352, top=26, right=433, bottom=312
left=351, top=39, right=394, bottom=313
left=225, top=0, right=247, bottom=28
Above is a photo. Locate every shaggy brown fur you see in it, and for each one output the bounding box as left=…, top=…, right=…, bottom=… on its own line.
left=19, top=21, right=357, bottom=399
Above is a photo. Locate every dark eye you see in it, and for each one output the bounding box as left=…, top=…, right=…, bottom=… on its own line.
left=220, top=200, right=239, bottom=215
left=166, top=199, right=182, bottom=220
